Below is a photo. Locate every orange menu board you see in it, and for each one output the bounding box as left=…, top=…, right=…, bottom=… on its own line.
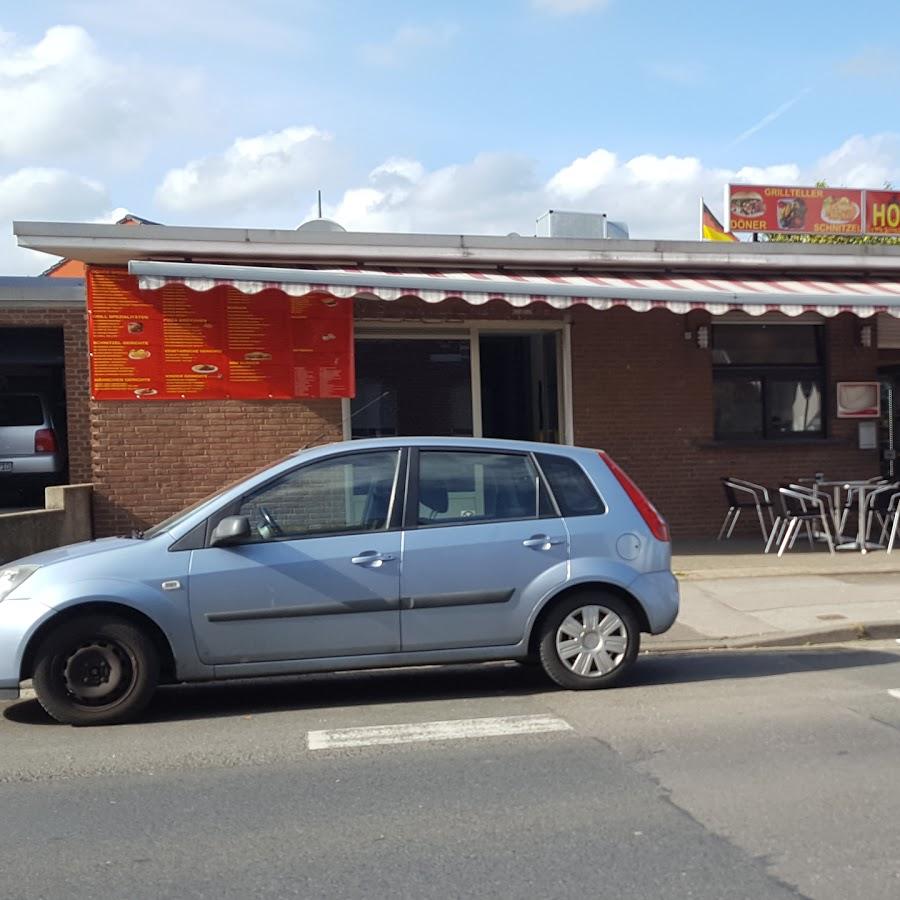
left=87, top=268, right=355, bottom=400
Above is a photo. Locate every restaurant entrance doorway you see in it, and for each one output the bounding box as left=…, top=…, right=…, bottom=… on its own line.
left=347, top=324, right=569, bottom=444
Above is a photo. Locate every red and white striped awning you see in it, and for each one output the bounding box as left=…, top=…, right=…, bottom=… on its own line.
left=128, top=260, right=900, bottom=318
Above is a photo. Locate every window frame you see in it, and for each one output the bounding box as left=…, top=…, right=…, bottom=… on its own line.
left=203, top=447, right=408, bottom=547
left=711, top=323, right=827, bottom=442
left=404, top=446, right=561, bottom=531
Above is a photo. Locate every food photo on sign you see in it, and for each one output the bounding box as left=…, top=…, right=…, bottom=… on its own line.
left=776, top=197, right=807, bottom=230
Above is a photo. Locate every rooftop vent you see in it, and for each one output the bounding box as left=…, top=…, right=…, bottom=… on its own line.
left=536, top=210, right=629, bottom=240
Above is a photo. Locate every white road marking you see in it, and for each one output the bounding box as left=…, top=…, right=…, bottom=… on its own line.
left=888, top=690, right=900, bottom=701
left=307, top=714, right=573, bottom=751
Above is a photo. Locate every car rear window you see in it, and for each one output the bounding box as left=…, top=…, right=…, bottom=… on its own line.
left=537, top=453, right=606, bottom=516
left=0, top=396, right=43, bottom=427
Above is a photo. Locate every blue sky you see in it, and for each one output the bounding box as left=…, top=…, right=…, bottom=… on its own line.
left=3, top=0, right=899, bottom=272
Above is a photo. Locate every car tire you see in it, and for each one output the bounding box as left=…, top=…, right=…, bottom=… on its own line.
left=538, top=593, right=640, bottom=690
left=32, top=615, right=159, bottom=726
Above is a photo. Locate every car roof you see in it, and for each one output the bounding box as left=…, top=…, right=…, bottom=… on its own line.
left=292, top=436, right=596, bottom=457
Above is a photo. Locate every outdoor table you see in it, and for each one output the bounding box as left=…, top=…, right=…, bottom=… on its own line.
left=809, top=479, right=884, bottom=553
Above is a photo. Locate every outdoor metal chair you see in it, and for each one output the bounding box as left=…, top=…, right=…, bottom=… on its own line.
left=767, top=487, right=835, bottom=557
left=864, top=483, right=900, bottom=544
left=717, top=477, right=776, bottom=542
left=874, top=489, right=900, bottom=553
left=765, top=482, right=834, bottom=552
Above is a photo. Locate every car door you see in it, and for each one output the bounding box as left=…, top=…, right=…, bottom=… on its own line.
left=399, top=448, right=569, bottom=652
left=187, top=448, right=404, bottom=666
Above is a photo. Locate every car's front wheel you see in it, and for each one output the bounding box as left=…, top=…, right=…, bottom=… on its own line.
left=32, top=615, right=159, bottom=726
left=538, top=593, right=640, bottom=690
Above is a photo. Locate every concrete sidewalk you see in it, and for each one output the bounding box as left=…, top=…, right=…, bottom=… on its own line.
left=646, top=540, right=900, bottom=650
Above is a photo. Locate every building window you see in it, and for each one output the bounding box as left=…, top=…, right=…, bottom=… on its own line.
left=712, top=324, right=825, bottom=440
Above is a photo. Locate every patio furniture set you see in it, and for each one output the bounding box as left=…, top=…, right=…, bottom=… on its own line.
left=717, top=476, right=900, bottom=557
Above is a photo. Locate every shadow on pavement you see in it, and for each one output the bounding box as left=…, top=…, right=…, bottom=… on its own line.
left=4, top=644, right=898, bottom=727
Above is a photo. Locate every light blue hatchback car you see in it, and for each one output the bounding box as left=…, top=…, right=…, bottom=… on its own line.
left=0, top=438, right=678, bottom=725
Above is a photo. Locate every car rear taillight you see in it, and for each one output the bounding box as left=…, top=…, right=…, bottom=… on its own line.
left=597, top=451, right=670, bottom=542
left=34, top=428, right=58, bottom=453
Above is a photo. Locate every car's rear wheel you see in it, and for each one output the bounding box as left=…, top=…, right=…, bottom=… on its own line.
left=538, top=593, right=640, bottom=690
left=32, top=615, right=159, bottom=726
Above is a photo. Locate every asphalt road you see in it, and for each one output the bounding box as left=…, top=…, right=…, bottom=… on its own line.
left=2, top=642, right=900, bottom=900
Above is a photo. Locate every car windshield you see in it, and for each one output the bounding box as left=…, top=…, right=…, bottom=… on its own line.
left=142, top=450, right=301, bottom=539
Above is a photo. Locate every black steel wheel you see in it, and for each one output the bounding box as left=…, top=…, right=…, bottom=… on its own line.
left=32, top=615, right=159, bottom=726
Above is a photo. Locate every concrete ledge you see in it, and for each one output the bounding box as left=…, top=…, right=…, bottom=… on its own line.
left=643, top=620, right=900, bottom=653
left=0, top=484, right=93, bottom=564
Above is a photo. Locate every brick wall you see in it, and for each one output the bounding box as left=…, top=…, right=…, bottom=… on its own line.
left=89, top=399, right=342, bottom=536
left=0, top=306, right=92, bottom=485
left=18, top=292, right=877, bottom=540
left=569, top=307, right=880, bottom=537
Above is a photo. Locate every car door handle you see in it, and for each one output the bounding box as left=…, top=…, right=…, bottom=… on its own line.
left=522, top=534, right=565, bottom=551
left=351, top=551, right=396, bottom=567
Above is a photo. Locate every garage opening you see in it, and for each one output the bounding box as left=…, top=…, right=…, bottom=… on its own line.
left=0, top=327, right=68, bottom=506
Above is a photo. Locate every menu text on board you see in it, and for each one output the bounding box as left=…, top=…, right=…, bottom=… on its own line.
left=87, top=268, right=355, bottom=401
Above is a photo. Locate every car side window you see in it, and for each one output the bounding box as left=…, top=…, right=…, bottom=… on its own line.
left=417, top=450, right=552, bottom=526
left=237, top=450, right=400, bottom=542
left=537, top=453, right=606, bottom=516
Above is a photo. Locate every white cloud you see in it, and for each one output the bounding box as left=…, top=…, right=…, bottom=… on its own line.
left=0, top=25, right=200, bottom=166
left=531, top=0, right=611, bottom=14
left=815, top=134, right=900, bottom=188
left=730, top=164, right=800, bottom=185
left=548, top=149, right=617, bottom=199
left=363, top=23, right=459, bottom=67
left=0, top=167, right=112, bottom=274
left=65, top=0, right=309, bottom=52
left=324, top=138, right=900, bottom=241
left=625, top=154, right=702, bottom=184
left=155, top=126, right=342, bottom=216
left=331, top=152, right=542, bottom=236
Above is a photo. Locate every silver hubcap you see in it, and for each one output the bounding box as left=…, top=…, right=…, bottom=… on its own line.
left=555, top=605, right=628, bottom=678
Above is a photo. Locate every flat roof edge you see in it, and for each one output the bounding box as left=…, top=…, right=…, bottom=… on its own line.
left=0, top=276, right=85, bottom=306
left=13, top=221, right=900, bottom=272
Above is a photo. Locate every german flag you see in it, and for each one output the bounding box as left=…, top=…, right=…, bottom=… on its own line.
left=701, top=200, right=738, bottom=242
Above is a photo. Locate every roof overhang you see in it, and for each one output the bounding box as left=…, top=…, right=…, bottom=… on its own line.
left=0, top=277, right=84, bottom=308
left=128, top=260, right=900, bottom=318
left=15, top=220, right=900, bottom=275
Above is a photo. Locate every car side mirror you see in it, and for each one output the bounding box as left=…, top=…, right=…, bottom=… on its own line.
left=210, top=515, right=252, bottom=548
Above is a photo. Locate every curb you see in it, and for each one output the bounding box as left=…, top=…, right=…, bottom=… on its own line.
left=643, top=620, right=900, bottom=653
left=674, top=565, right=900, bottom=581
